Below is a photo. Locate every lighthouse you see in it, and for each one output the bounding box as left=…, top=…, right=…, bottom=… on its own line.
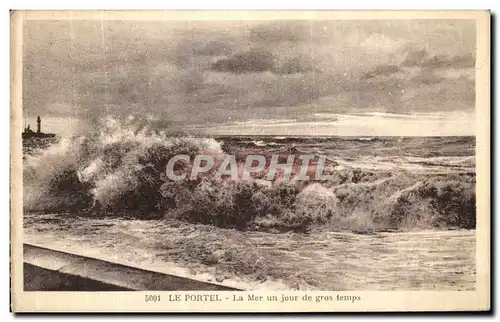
left=22, top=115, right=56, bottom=139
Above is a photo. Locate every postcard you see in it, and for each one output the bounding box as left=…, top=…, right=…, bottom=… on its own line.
left=10, top=10, right=490, bottom=312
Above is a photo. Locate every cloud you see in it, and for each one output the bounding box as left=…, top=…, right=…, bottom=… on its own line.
left=203, top=71, right=327, bottom=110
left=22, top=19, right=477, bottom=132
left=402, top=48, right=475, bottom=69
left=211, top=50, right=316, bottom=75
left=362, top=64, right=402, bottom=79
left=353, top=44, right=476, bottom=113
left=421, top=54, right=475, bottom=69
left=401, top=77, right=475, bottom=112
left=211, top=49, right=276, bottom=73
left=277, top=56, right=315, bottom=75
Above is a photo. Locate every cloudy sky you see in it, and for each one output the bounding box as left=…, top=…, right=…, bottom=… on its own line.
left=23, top=19, right=476, bottom=136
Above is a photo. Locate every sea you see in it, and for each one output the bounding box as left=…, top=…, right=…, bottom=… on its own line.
left=22, top=123, right=476, bottom=290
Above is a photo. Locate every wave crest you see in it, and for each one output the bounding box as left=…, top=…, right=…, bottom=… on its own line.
left=23, top=118, right=476, bottom=232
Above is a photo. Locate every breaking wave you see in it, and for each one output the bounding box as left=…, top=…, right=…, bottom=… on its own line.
left=251, top=140, right=279, bottom=147
left=23, top=117, right=476, bottom=232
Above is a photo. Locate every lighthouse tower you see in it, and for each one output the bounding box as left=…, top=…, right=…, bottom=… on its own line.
left=36, top=116, right=41, bottom=133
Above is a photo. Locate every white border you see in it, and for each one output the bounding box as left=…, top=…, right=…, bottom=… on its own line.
left=3, top=1, right=497, bottom=321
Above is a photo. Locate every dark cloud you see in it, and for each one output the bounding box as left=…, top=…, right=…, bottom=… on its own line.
left=211, top=50, right=316, bottom=75
left=277, top=56, right=314, bottom=75
left=402, top=48, right=475, bottom=69
left=211, top=49, right=276, bottom=73
left=421, top=54, right=475, bottom=69
left=22, top=19, right=477, bottom=129
left=363, top=64, right=402, bottom=79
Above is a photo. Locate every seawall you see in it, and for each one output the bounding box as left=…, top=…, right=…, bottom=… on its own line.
left=23, top=243, right=242, bottom=291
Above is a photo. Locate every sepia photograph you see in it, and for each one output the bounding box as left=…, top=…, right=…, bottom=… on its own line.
left=10, top=10, right=490, bottom=312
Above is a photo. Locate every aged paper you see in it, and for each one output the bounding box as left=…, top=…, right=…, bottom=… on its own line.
left=11, top=10, right=490, bottom=312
